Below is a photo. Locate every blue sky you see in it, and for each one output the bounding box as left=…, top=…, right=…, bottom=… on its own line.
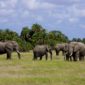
left=0, top=0, right=85, bottom=39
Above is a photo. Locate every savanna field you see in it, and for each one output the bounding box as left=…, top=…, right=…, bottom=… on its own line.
left=0, top=51, right=85, bottom=85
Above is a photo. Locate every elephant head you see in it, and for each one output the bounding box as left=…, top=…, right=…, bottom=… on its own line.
left=55, top=43, right=66, bottom=56
left=73, top=42, right=85, bottom=61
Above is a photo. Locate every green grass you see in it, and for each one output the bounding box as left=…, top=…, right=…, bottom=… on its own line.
left=0, top=51, right=85, bottom=85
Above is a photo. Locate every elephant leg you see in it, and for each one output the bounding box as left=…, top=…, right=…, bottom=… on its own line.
left=82, top=56, right=84, bottom=61
left=16, top=50, right=21, bottom=59
left=66, top=54, right=69, bottom=61
left=7, top=52, right=11, bottom=60
left=50, top=54, right=52, bottom=60
left=69, top=54, right=73, bottom=61
left=79, top=55, right=82, bottom=61
left=73, top=52, right=78, bottom=61
left=55, top=50, right=59, bottom=56
left=50, top=51, right=52, bottom=60
left=73, top=55, right=77, bottom=61
left=82, top=56, right=84, bottom=60
left=66, top=57, right=69, bottom=61
left=33, top=52, right=37, bottom=60
left=79, top=55, right=84, bottom=61
left=45, top=53, right=48, bottom=60
left=40, top=56, right=42, bottom=60
left=69, top=56, right=72, bottom=61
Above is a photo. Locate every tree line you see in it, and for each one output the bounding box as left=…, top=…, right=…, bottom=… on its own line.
left=0, top=23, right=84, bottom=51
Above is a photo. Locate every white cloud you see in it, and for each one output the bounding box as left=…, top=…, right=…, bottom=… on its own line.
left=0, top=0, right=18, bottom=16
left=0, top=0, right=18, bottom=20
left=36, top=16, right=43, bottom=21
left=0, top=17, right=9, bottom=23
left=22, top=0, right=37, bottom=10
left=30, top=14, right=43, bottom=22
left=21, top=10, right=30, bottom=18
left=80, top=24, right=85, bottom=28
left=78, top=9, right=85, bottom=17
left=0, top=0, right=18, bottom=9
left=7, top=0, right=18, bottom=8
left=0, top=0, right=85, bottom=26
left=22, top=0, right=56, bottom=10
left=0, top=1, right=6, bottom=8
left=49, top=3, right=85, bottom=24
left=40, top=2, right=56, bottom=10
left=0, top=9, right=15, bottom=16
left=68, top=17, right=78, bottom=23
left=67, top=4, right=85, bottom=17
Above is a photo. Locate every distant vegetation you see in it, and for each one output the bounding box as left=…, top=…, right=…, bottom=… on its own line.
left=0, top=23, right=85, bottom=51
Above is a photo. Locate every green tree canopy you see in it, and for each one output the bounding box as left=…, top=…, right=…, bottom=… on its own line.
left=20, top=26, right=30, bottom=41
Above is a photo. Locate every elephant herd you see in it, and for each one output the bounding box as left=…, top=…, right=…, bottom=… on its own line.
left=55, top=42, right=85, bottom=61
left=0, top=40, right=85, bottom=62
left=33, top=42, right=85, bottom=61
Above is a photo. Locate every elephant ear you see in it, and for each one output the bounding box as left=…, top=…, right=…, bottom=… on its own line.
left=5, top=43, right=13, bottom=51
left=73, top=44, right=79, bottom=52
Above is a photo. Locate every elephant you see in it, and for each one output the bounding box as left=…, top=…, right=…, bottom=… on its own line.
left=55, top=43, right=66, bottom=56
left=33, top=45, right=52, bottom=60
left=64, top=42, right=85, bottom=61
left=64, top=42, right=78, bottom=61
left=73, top=42, right=85, bottom=61
left=0, top=41, right=21, bottom=59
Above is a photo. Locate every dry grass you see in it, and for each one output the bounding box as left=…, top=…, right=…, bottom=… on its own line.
left=0, top=51, right=84, bottom=85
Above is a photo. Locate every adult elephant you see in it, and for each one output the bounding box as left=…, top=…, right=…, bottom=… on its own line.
left=64, top=42, right=78, bottom=61
left=64, top=42, right=85, bottom=61
left=73, top=42, right=85, bottom=61
left=55, top=43, right=66, bottom=56
left=0, top=41, right=21, bottom=59
left=33, top=45, right=52, bottom=60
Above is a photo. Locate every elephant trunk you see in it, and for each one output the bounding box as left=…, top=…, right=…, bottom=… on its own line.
left=16, top=50, right=21, bottom=59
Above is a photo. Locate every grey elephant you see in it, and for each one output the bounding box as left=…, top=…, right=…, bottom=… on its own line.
left=55, top=43, right=66, bottom=56
left=64, top=42, right=78, bottom=61
left=0, top=41, right=21, bottom=59
left=64, top=42, right=85, bottom=61
left=73, top=42, right=85, bottom=61
left=33, top=45, right=52, bottom=60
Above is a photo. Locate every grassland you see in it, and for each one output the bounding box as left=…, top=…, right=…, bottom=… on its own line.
left=0, top=51, right=85, bottom=85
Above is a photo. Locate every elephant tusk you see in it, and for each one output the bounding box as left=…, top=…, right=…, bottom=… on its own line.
left=70, top=53, right=72, bottom=57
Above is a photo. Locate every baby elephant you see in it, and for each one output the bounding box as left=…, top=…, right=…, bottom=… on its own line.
left=0, top=41, right=21, bottom=59
left=33, top=45, right=52, bottom=60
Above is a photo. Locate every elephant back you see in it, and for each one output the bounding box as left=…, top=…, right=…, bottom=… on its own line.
left=33, top=45, right=47, bottom=53
left=56, top=43, right=67, bottom=51
left=74, top=42, right=85, bottom=52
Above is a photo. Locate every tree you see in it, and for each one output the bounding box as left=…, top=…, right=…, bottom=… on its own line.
left=26, top=24, right=47, bottom=46
left=72, top=38, right=82, bottom=42
left=82, top=38, right=85, bottom=43
left=20, top=27, right=30, bottom=41
left=32, top=23, right=43, bottom=32
left=0, top=29, right=19, bottom=41
left=0, top=24, right=70, bottom=51
left=47, top=30, right=69, bottom=46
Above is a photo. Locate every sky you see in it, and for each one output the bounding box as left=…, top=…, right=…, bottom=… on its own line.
left=0, top=0, right=85, bottom=39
